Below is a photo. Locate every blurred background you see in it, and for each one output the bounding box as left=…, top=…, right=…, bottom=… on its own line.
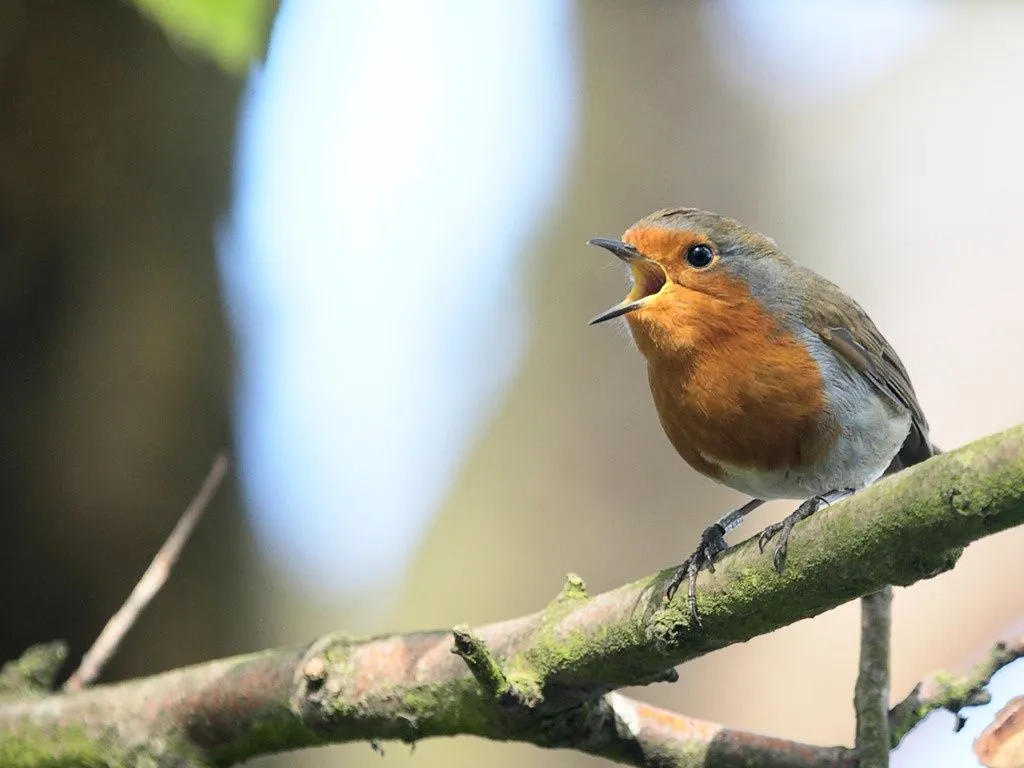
left=2, top=2, right=1023, bottom=767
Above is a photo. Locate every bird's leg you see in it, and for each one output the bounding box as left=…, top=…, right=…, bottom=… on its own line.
left=757, top=487, right=855, bottom=572
left=665, top=498, right=765, bottom=623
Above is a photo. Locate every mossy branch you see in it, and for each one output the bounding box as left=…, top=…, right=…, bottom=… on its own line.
left=1, top=424, right=1023, bottom=767
left=855, top=589, right=892, bottom=768
left=0, top=643, right=67, bottom=698
left=888, top=633, right=1024, bottom=745
left=451, top=624, right=537, bottom=708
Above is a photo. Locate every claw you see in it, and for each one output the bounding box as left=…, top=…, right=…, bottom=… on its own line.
left=664, top=523, right=729, bottom=624
left=757, top=523, right=780, bottom=553
left=664, top=564, right=687, bottom=604
left=772, top=540, right=788, bottom=572
left=757, top=494, right=829, bottom=572
left=686, top=557, right=701, bottom=625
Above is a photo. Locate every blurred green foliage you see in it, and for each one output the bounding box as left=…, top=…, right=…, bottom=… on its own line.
left=128, top=0, right=276, bottom=73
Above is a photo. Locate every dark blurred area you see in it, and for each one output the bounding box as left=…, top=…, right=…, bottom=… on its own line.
left=0, top=0, right=262, bottom=680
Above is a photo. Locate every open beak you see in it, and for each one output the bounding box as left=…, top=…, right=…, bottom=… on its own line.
left=586, top=238, right=667, bottom=325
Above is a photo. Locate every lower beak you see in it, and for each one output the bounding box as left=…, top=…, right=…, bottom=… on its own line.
left=586, top=238, right=665, bottom=325
left=588, top=297, right=647, bottom=325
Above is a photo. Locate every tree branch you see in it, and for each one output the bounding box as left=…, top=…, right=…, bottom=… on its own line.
left=889, top=633, right=1024, bottom=744
left=0, top=642, right=68, bottom=697
left=0, top=632, right=854, bottom=768
left=451, top=623, right=536, bottom=708
left=855, top=588, right=892, bottom=767
left=598, top=693, right=855, bottom=768
left=1, top=423, right=1022, bottom=767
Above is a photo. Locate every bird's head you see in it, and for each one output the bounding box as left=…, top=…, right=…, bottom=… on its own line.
left=588, top=208, right=787, bottom=359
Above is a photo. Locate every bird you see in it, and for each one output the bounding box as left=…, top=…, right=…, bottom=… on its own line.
left=587, top=207, right=937, bottom=622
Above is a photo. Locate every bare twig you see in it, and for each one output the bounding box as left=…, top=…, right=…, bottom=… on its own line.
left=63, top=456, right=229, bottom=692
left=888, top=633, right=1024, bottom=745
left=856, top=588, right=892, bottom=767
left=600, top=692, right=856, bottom=768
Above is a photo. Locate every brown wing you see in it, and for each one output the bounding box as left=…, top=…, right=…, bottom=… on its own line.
left=799, top=279, right=934, bottom=468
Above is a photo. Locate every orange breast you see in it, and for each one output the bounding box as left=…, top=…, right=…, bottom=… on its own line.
left=640, top=290, right=839, bottom=481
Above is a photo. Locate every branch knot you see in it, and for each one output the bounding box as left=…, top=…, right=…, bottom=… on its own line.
left=451, top=625, right=539, bottom=709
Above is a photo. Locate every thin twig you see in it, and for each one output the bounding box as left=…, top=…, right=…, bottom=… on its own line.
left=888, top=633, right=1024, bottom=745
left=63, top=456, right=229, bottom=692
left=855, top=587, right=892, bottom=767
left=601, top=692, right=856, bottom=767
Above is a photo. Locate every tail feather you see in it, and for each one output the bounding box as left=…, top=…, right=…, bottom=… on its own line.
left=885, top=425, right=938, bottom=475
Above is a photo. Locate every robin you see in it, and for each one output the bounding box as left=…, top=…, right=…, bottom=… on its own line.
left=588, top=208, right=937, bottom=622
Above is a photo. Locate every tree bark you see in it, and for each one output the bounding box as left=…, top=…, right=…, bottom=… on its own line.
left=1, top=423, right=1022, bottom=767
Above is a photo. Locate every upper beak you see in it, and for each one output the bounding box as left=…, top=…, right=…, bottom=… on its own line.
left=587, top=237, right=642, bottom=264
left=586, top=238, right=664, bottom=325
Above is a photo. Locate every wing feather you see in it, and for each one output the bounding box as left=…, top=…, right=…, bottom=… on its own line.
left=800, top=281, right=933, bottom=467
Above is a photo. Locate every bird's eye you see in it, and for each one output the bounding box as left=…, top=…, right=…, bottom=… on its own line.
left=685, top=243, right=714, bottom=269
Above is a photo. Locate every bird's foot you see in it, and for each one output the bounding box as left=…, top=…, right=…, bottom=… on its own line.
left=757, top=493, right=835, bottom=572
left=664, top=523, right=729, bottom=624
